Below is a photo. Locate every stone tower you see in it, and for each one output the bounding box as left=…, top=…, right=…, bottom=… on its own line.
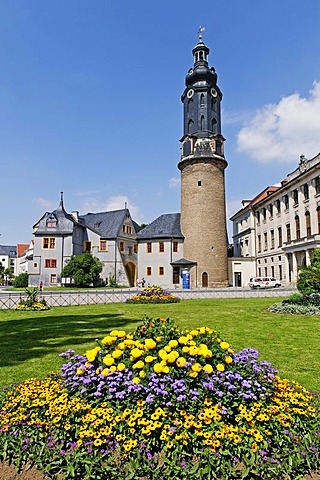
left=178, top=33, right=228, bottom=288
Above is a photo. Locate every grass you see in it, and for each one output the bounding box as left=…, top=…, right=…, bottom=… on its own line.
left=0, top=297, right=319, bottom=393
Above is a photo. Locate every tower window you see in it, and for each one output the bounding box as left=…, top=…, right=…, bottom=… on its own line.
left=198, top=180, right=202, bottom=186
left=201, top=115, right=205, bottom=130
left=200, top=94, right=205, bottom=107
left=187, top=119, right=194, bottom=134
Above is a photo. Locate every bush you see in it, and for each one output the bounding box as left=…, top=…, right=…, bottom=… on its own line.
left=13, top=272, right=28, bottom=288
left=297, top=249, right=320, bottom=295
left=269, top=292, right=320, bottom=315
left=0, top=317, right=319, bottom=479
left=127, top=285, right=180, bottom=304
left=15, top=287, right=50, bottom=311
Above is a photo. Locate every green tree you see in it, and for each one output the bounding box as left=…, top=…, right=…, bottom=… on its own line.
left=61, top=253, right=103, bottom=287
left=13, top=272, right=29, bottom=288
left=297, top=249, right=320, bottom=295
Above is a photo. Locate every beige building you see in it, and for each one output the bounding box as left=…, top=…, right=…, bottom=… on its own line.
left=229, top=153, right=320, bottom=287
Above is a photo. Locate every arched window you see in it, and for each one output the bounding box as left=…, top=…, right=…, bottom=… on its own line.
left=211, top=97, right=216, bottom=110
left=295, top=215, right=300, bottom=240
left=211, top=118, right=217, bottom=131
left=187, top=97, right=193, bottom=113
left=202, top=272, right=208, bottom=288
left=187, top=119, right=194, bottom=134
left=201, top=115, right=205, bottom=130
left=200, top=94, right=205, bottom=107
left=305, top=211, right=311, bottom=236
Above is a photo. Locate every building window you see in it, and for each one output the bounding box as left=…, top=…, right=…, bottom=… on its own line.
left=286, top=224, right=291, bottom=242
left=305, top=211, right=311, bottom=236
left=84, top=241, right=92, bottom=252
left=43, top=238, right=56, bottom=249
left=284, top=195, right=289, bottom=210
left=45, top=259, right=57, bottom=268
left=257, top=235, right=261, bottom=253
left=147, top=242, right=152, bottom=253
left=295, top=215, right=301, bottom=240
left=269, top=204, right=273, bottom=218
left=271, top=266, right=274, bottom=277
left=276, top=199, right=281, bottom=213
left=262, top=208, right=266, bottom=221
left=128, top=246, right=133, bottom=256
left=99, top=240, right=108, bottom=252
left=198, top=180, right=202, bottom=186
left=293, top=189, right=299, bottom=205
left=159, top=266, right=164, bottom=276
left=258, top=268, right=261, bottom=277
left=122, top=225, right=126, bottom=233
left=173, top=241, right=178, bottom=253
left=33, top=262, right=38, bottom=269
left=270, top=230, right=275, bottom=249
left=146, top=266, right=152, bottom=276
left=303, top=183, right=309, bottom=200
left=50, top=274, right=57, bottom=284
left=94, top=222, right=101, bottom=229
left=315, top=176, right=320, bottom=195
left=264, top=232, right=268, bottom=251
left=134, top=243, right=138, bottom=254
left=119, top=241, right=124, bottom=252
left=126, top=226, right=132, bottom=234
left=264, top=267, right=268, bottom=276
left=279, top=264, right=282, bottom=281
left=46, top=216, right=57, bottom=228
left=159, top=242, right=165, bottom=253
left=256, top=212, right=260, bottom=224
left=278, top=227, right=282, bottom=247
left=200, top=93, right=205, bottom=107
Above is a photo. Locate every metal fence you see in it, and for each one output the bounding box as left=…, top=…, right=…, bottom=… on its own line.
left=0, top=287, right=294, bottom=310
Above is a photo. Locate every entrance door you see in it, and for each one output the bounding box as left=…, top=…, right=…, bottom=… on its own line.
left=202, top=272, right=208, bottom=288
left=234, top=272, right=242, bottom=287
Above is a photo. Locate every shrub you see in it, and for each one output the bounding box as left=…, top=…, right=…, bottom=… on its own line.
left=269, top=292, right=320, bottom=315
left=297, top=249, right=320, bottom=295
left=127, top=285, right=180, bottom=304
left=0, top=317, right=319, bottom=479
left=13, top=272, right=28, bottom=288
left=15, top=287, right=50, bottom=311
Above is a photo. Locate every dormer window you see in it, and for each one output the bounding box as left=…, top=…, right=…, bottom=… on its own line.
left=46, top=214, right=57, bottom=228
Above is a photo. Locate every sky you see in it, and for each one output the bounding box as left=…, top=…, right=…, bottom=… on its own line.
left=1, top=0, right=320, bottom=246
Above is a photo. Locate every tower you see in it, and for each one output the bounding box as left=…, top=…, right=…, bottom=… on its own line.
left=178, top=31, right=228, bottom=288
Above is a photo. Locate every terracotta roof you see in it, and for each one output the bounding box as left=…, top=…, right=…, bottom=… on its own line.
left=17, top=244, right=29, bottom=257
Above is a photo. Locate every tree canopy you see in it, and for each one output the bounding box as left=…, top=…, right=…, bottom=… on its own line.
left=297, top=249, right=320, bottom=295
left=61, top=253, right=103, bottom=287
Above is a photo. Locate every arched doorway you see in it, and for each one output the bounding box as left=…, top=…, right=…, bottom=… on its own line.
left=202, top=272, right=208, bottom=288
left=125, top=262, right=136, bottom=287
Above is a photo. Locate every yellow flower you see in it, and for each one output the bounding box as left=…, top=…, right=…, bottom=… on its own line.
left=168, top=339, right=178, bottom=348
left=145, top=355, right=156, bottom=363
left=158, top=349, right=168, bottom=361
left=133, top=360, right=145, bottom=369
left=191, top=362, right=202, bottom=372
left=189, top=346, right=199, bottom=356
left=103, top=356, right=115, bottom=367
left=131, top=348, right=144, bottom=359
left=132, top=377, right=140, bottom=384
left=216, top=363, right=225, bottom=372
left=178, top=336, right=188, bottom=345
left=164, top=345, right=172, bottom=352
left=145, top=338, right=157, bottom=350
left=224, top=355, right=233, bottom=364
left=220, top=341, right=230, bottom=350
left=85, top=347, right=100, bottom=362
left=101, top=335, right=117, bottom=345
left=189, top=370, right=198, bottom=378
left=117, top=363, right=126, bottom=371
left=176, top=357, right=187, bottom=368
left=154, top=363, right=163, bottom=373
left=112, top=350, right=123, bottom=359
left=76, top=367, right=86, bottom=375
left=203, top=364, right=213, bottom=374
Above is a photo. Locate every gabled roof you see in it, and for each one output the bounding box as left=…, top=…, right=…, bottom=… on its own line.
left=80, top=209, right=136, bottom=239
left=34, top=198, right=83, bottom=235
left=137, top=213, right=183, bottom=240
left=17, top=244, right=29, bottom=257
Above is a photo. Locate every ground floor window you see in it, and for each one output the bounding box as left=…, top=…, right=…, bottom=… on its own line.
left=50, top=274, right=57, bottom=284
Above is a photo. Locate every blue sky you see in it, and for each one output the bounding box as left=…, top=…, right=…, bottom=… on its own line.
left=1, top=0, right=320, bottom=246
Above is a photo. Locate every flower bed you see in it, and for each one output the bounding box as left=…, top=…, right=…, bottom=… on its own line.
left=0, top=317, right=319, bottom=479
left=126, top=285, right=180, bottom=304
left=15, top=299, right=50, bottom=311
left=269, top=293, right=320, bottom=315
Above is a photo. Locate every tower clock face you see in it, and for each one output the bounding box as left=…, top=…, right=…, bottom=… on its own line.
left=187, top=89, right=194, bottom=99
left=210, top=87, right=217, bottom=97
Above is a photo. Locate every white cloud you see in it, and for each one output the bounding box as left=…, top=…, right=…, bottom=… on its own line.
left=80, top=195, right=144, bottom=224
left=237, top=81, right=320, bottom=163
left=33, top=197, right=57, bottom=211
left=168, top=176, right=180, bottom=188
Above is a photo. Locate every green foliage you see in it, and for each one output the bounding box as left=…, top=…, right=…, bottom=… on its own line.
left=297, top=248, right=320, bottom=295
left=107, top=273, right=118, bottom=288
left=61, top=253, right=103, bottom=287
left=13, top=272, right=28, bottom=288
left=15, top=287, right=50, bottom=311
left=286, top=293, right=304, bottom=304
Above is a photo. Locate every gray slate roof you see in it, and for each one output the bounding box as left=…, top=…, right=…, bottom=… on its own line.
left=34, top=200, right=82, bottom=235
left=137, top=213, right=183, bottom=240
left=80, top=209, right=136, bottom=239
left=0, top=245, right=17, bottom=257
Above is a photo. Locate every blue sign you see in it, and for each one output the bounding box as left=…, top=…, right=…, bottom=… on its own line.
left=182, top=269, right=190, bottom=289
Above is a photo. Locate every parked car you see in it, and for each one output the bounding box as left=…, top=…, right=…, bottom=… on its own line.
left=249, top=277, right=281, bottom=289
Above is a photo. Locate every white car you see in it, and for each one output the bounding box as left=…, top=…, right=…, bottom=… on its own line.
left=249, top=277, right=281, bottom=289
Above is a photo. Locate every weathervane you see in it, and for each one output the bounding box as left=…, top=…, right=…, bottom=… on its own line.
left=198, top=26, right=205, bottom=41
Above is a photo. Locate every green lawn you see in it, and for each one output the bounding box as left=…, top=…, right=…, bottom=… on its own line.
left=0, top=297, right=319, bottom=393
